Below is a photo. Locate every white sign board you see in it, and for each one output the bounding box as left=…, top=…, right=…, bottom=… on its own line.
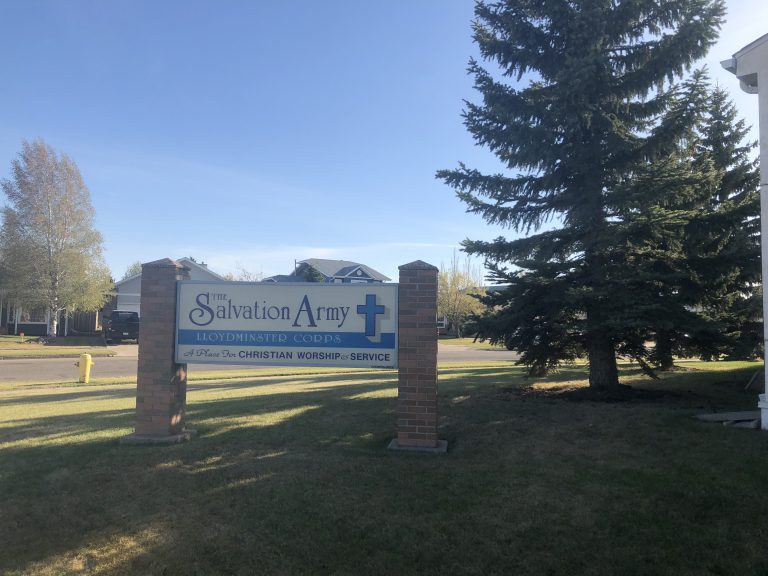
left=176, top=281, right=398, bottom=368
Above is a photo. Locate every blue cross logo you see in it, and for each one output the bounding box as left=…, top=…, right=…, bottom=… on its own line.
left=357, top=294, right=386, bottom=337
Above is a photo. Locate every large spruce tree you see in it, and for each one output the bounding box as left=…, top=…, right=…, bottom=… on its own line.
left=608, top=71, right=719, bottom=372
left=638, top=81, right=761, bottom=368
left=684, top=85, right=762, bottom=361
left=606, top=78, right=761, bottom=370
left=438, top=0, right=724, bottom=389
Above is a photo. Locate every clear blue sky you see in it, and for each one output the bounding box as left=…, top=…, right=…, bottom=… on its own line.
left=1, top=1, right=765, bottom=282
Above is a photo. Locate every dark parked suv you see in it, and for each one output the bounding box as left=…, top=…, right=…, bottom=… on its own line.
left=104, top=310, right=140, bottom=343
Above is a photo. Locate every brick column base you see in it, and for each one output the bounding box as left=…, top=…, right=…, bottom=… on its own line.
left=388, top=260, right=447, bottom=453
left=122, top=258, right=195, bottom=445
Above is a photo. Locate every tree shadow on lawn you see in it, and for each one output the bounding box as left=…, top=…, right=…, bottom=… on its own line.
left=2, top=365, right=768, bottom=575
left=492, top=362, right=760, bottom=410
left=0, top=387, right=136, bottom=407
left=0, top=408, right=135, bottom=447
left=189, top=370, right=397, bottom=395
left=0, top=374, right=408, bottom=572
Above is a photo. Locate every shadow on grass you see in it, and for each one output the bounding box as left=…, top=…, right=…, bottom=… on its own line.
left=0, top=408, right=135, bottom=444
left=2, top=364, right=767, bottom=575
left=0, top=387, right=137, bottom=406
left=189, top=371, right=398, bottom=395
left=0, top=373, right=404, bottom=574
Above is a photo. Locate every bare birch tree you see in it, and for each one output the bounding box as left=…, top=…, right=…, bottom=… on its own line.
left=438, top=251, right=486, bottom=338
left=1, top=140, right=112, bottom=336
left=121, top=261, right=143, bottom=280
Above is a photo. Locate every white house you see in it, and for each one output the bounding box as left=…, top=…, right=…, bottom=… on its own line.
left=112, top=257, right=224, bottom=315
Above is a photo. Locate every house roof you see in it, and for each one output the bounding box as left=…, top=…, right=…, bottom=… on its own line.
left=733, top=32, right=768, bottom=60
left=263, top=274, right=299, bottom=283
left=114, top=257, right=224, bottom=286
left=721, top=32, right=768, bottom=94
left=299, top=259, right=391, bottom=281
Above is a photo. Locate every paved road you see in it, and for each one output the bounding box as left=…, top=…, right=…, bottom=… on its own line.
left=0, top=344, right=520, bottom=383
left=436, top=344, right=519, bottom=365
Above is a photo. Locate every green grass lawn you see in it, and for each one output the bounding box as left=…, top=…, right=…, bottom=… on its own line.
left=0, top=334, right=115, bottom=359
left=1, top=360, right=767, bottom=575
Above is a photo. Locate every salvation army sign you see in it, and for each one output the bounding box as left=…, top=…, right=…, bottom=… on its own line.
left=175, top=281, right=398, bottom=368
left=125, top=259, right=440, bottom=449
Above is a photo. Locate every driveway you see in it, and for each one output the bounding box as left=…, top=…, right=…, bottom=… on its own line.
left=0, top=344, right=520, bottom=383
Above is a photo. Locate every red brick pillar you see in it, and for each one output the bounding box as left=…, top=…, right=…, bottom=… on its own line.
left=122, top=258, right=194, bottom=444
left=389, top=260, right=447, bottom=453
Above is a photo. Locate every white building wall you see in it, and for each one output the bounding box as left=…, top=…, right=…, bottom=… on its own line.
left=114, top=260, right=222, bottom=316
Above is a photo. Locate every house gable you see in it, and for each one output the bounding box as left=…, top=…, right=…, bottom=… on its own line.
left=177, top=258, right=225, bottom=281
left=300, top=259, right=390, bottom=282
left=335, top=265, right=373, bottom=282
left=113, top=257, right=223, bottom=315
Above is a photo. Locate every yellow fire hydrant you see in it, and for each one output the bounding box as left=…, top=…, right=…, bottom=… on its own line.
left=76, top=353, right=94, bottom=383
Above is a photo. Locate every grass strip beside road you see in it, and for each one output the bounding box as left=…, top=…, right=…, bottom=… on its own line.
left=1, top=360, right=766, bottom=575
left=0, top=346, right=116, bottom=359
left=0, top=334, right=116, bottom=359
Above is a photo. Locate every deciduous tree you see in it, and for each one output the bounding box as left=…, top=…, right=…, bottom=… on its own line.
left=122, top=261, right=143, bottom=280
left=1, top=140, right=112, bottom=336
left=438, top=251, right=485, bottom=338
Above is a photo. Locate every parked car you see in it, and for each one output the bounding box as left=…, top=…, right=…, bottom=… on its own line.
left=104, top=310, right=140, bottom=343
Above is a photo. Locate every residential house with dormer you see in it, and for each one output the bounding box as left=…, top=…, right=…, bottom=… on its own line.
left=264, top=259, right=390, bottom=284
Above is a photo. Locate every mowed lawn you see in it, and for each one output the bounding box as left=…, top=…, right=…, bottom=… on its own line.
left=2, top=361, right=768, bottom=575
left=0, top=335, right=115, bottom=359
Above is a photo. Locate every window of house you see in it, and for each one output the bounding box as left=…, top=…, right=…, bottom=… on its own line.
left=20, top=307, right=47, bottom=323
